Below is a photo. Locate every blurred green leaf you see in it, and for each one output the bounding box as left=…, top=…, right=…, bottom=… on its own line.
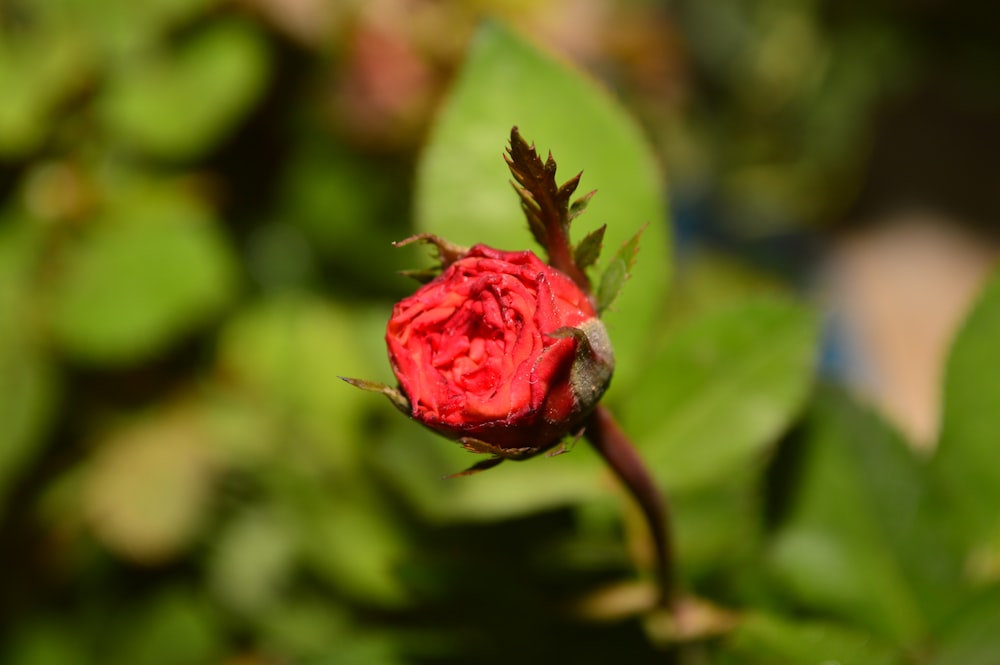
left=99, top=19, right=269, bottom=159
left=672, top=467, right=762, bottom=583
left=298, top=494, right=410, bottom=607
left=256, top=598, right=351, bottom=662
left=278, top=141, right=415, bottom=294
left=109, top=589, right=222, bottom=665
left=573, top=224, right=605, bottom=271
left=416, top=21, right=670, bottom=392
left=275, top=471, right=409, bottom=607
left=1, top=619, right=87, bottom=665
left=257, top=597, right=408, bottom=665
left=0, top=30, right=92, bottom=157
left=0, top=348, right=55, bottom=508
left=0, top=221, right=58, bottom=509
left=661, top=250, right=787, bottom=327
left=767, top=391, right=931, bottom=643
left=931, top=585, right=1000, bottom=665
left=596, top=224, right=644, bottom=314
left=82, top=410, right=216, bottom=564
left=208, top=507, right=295, bottom=616
left=621, top=296, right=819, bottom=492
left=215, top=296, right=384, bottom=471
left=48, top=189, right=237, bottom=364
left=40, top=0, right=219, bottom=58
left=375, top=418, right=608, bottom=523
left=935, top=269, right=1000, bottom=564
left=721, top=612, right=904, bottom=665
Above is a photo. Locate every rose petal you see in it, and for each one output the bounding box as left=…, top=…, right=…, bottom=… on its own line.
left=386, top=244, right=606, bottom=449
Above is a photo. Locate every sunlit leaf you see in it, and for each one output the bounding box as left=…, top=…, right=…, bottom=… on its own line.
left=207, top=508, right=296, bottom=616
left=110, top=589, right=222, bottom=665
left=0, top=619, right=87, bottom=665
left=277, top=139, right=416, bottom=294
left=39, top=0, right=219, bottom=58
left=0, top=30, right=93, bottom=157
left=596, top=224, right=645, bottom=314
left=374, top=416, right=606, bottom=523
left=416, top=22, right=670, bottom=392
left=282, top=475, right=410, bottom=607
left=935, top=269, right=1000, bottom=561
left=721, top=612, right=903, bottom=665
left=48, top=189, right=237, bottom=364
left=0, top=221, right=58, bottom=510
left=0, top=349, right=56, bottom=509
left=573, top=223, right=606, bottom=271
left=671, top=467, right=763, bottom=581
left=621, top=296, right=819, bottom=492
left=257, top=598, right=408, bottom=665
left=931, top=585, right=1000, bottom=665
left=98, top=19, right=269, bottom=160
left=83, top=410, right=217, bottom=564
left=215, top=296, right=385, bottom=471
left=767, top=391, right=935, bottom=643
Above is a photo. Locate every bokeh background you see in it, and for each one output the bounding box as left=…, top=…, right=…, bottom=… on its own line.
left=3, top=1, right=1000, bottom=663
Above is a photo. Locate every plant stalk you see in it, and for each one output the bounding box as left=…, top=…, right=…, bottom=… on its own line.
left=584, top=404, right=674, bottom=609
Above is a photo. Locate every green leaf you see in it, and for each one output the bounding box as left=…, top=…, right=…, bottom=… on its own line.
left=1, top=619, right=88, bottom=665
left=596, top=225, right=644, bottom=314
left=767, top=390, right=936, bottom=643
left=722, top=613, right=904, bottom=665
left=0, top=29, right=93, bottom=157
left=277, top=137, right=416, bottom=293
left=932, top=585, right=1000, bottom=665
left=207, top=508, right=296, bottom=616
left=416, top=22, right=670, bottom=392
left=620, top=296, right=819, bottom=492
left=573, top=224, right=606, bottom=271
left=82, top=410, right=216, bottom=564
left=48, top=189, right=237, bottom=365
left=256, top=598, right=407, bottom=664
left=374, top=419, right=606, bottom=523
left=569, top=189, right=596, bottom=222
left=215, top=297, right=385, bottom=471
left=110, top=589, right=222, bottom=665
left=98, top=19, right=269, bottom=160
left=274, top=471, right=409, bottom=607
left=0, top=348, right=56, bottom=509
left=298, top=497, right=409, bottom=607
left=0, top=221, right=58, bottom=510
left=39, top=0, right=219, bottom=59
left=935, top=269, right=1000, bottom=563
left=671, top=466, right=763, bottom=581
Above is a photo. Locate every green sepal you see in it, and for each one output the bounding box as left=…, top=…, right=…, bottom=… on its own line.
left=339, top=376, right=410, bottom=414
left=549, top=318, right=615, bottom=414
left=568, top=189, right=596, bottom=222
left=596, top=224, right=646, bottom=314
left=443, top=455, right=505, bottom=478
left=397, top=268, right=441, bottom=284
left=393, top=234, right=470, bottom=282
left=573, top=223, right=606, bottom=271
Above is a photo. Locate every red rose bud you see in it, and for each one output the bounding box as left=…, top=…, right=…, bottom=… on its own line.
left=385, top=244, right=613, bottom=464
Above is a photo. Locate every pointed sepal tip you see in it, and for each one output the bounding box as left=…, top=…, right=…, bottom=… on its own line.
left=339, top=376, right=410, bottom=414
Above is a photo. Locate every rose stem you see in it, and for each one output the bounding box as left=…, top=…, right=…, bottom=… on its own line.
left=545, top=226, right=590, bottom=294
left=584, top=404, right=674, bottom=610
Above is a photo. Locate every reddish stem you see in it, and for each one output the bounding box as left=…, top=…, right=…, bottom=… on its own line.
left=584, top=404, right=674, bottom=608
left=548, top=233, right=590, bottom=294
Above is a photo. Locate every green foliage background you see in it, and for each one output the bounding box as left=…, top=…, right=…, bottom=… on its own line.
left=2, top=2, right=999, bottom=664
